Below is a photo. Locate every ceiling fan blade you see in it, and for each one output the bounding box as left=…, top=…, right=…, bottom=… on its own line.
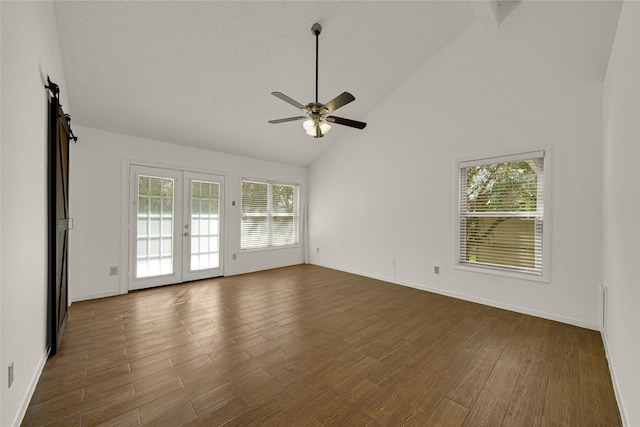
left=268, top=116, right=307, bottom=124
left=324, top=92, right=355, bottom=113
left=326, top=116, right=367, bottom=129
left=271, top=92, right=305, bottom=110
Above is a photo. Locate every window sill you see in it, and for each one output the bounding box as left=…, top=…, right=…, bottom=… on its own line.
left=455, top=263, right=550, bottom=283
left=239, top=244, right=301, bottom=254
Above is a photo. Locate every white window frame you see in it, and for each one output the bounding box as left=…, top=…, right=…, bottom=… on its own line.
left=240, top=178, right=300, bottom=251
left=455, top=147, right=551, bottom=282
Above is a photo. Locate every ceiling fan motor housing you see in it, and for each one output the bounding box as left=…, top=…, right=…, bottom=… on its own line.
left=305, top=102, right=328, bottom=115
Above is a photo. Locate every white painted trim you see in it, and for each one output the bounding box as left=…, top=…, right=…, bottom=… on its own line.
left=237, top=178, right=302, bottom=253
left=600, top=330, right=630, bottom=426
left=453, top=144, right=553, bottom=284
left=303, top=203, right=309, bottom=264
left=225, top=261, right=306, bottom=277
left=239, top=244, right=302, bottom=254
left=12, top=350, right=48, bottom=427
left=454, top=264, right=549, bottom=283
left=600, top=282, right=608, bottom=332
left=312, top=261, right=599, bottom=331
left=458, top=149, right=545, bottom=168
left=182, top=171, right=226, bottom=281
left=120, top=157, right=231, bottom=294
left=123, top=157, right=230, bottom=178
left=71, top=290, right=120, bottom=303
left=120, top=158, right=129, bottom=295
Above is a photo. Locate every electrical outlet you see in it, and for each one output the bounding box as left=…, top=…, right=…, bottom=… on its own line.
left=8, top=361, right=14, bottom=388
left=232, top=253, right=237, bottom=260
left=434, top=266, right=440, bottom=274
left=109, top=266, right=119, bottom=276
left=316, top=248, right=320, bottom=253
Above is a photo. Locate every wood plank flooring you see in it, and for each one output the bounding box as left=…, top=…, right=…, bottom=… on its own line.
left=23, top=265, right=621, bottom=426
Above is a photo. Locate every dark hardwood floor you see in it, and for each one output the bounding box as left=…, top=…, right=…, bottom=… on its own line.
left=23, top=265, right=621, bottom=426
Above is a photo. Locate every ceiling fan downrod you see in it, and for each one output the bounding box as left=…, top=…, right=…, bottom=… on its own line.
left=312, top=23, right=321, bottom=104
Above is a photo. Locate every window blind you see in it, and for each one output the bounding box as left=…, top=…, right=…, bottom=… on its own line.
left=241, top=181, right=269, bottom=249
left=271, top=184, right=297, bottom=246
left=459, top=152, right=544, bottom=275
left=241, top=180, right=299, bottom=249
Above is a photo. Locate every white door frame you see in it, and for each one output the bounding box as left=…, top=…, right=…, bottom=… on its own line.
left=128, top=165, right=184, bottom=290
left=120, top=159, right=227, bottom=293
left=182, top=171, right=225, bottom=282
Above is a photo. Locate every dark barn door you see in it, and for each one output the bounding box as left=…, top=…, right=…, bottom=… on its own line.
left=47, top=82, right=71, bottom=355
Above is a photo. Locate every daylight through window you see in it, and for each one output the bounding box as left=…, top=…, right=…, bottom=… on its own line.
left=241, top=180, right=299, bottom=250
left=458, top=150, right=545, bottom=276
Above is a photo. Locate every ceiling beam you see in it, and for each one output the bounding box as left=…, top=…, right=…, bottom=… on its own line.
left=471, top=0, right=501, bottom=30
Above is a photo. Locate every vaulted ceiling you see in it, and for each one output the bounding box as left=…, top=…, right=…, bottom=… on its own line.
left=53, top=1, right=478, bottom=166
left=53, top=1, right=620, bottom=167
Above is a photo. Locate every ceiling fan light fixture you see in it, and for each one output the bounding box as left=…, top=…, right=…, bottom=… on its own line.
left=302, top=118, right=315, bottom=134
left=320, top=120, right=331, bottom=134
left=303, top=118, right=331, bottom=137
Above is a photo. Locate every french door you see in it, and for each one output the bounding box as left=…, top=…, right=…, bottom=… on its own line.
left=129, top=166, right=224, bottom=290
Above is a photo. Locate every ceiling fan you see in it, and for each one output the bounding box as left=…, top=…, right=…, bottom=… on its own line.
left=268, top=23, right=367, bottom=138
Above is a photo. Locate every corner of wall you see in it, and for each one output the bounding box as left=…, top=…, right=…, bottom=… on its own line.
left=9, top=351, right=48, bottom=427
left=1, top=2, right=70, bottom=425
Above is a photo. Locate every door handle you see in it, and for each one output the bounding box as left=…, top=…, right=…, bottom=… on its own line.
left=184, top=232, right=189, bottom=237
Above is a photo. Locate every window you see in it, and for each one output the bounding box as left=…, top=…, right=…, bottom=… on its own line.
left=457, top=150, right=546, bottom=278
left=136, top=175, right=175, bottom=278
left=241, top=180, right=299, bottom=249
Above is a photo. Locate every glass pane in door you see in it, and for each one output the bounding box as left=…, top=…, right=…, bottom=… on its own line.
left=137, top=175, right=174, bottom=278
left=190, top=180, right=220, bottom=270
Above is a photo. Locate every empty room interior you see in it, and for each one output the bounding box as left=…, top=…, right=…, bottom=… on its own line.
left=1, top=1, right=639, bottom=426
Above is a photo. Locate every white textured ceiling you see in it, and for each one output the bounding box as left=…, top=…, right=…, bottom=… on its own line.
left=53, top=1, right=477, bottom=166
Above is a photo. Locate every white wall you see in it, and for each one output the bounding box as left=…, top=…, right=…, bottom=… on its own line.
left=1, top=7, right=3, bottom=424
left=309, top=1, right=619, bottom=329
left=68, top=125, right=307, bottom=301
left=0, top=2, right=70, bottom=426
left=1, top=6, right=4, bottom=424
left=602, top=1, right=640, bottom=425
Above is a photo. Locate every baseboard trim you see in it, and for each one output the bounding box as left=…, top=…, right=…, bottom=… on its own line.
left=600, top=331, right=630, bottom=426
left=225, top=261, right=305, bottom=278
left=73, top=262, right=306, bottom=302
left=12, top=349, right=49, bottom=427
left=71, top=289, right=120, bottom=302
left=313, top=262, right=599, bottom=331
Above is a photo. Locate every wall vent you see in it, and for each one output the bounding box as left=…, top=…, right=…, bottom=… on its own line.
left=601, top=283, right=608, bottom=331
